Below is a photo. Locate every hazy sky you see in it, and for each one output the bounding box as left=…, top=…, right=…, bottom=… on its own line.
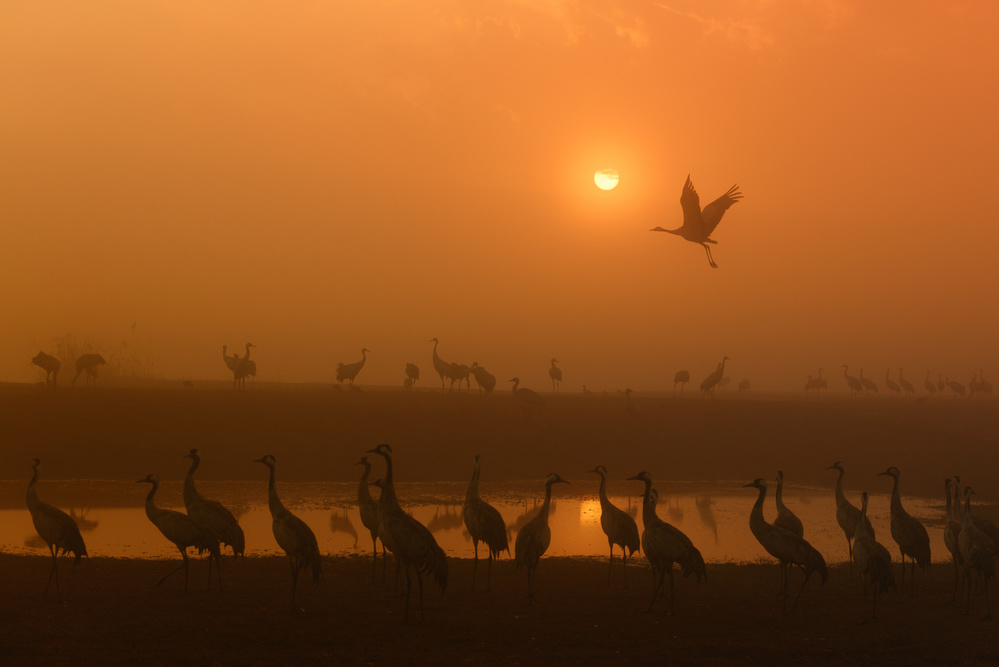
left=2, top=1, right=997, bottom=391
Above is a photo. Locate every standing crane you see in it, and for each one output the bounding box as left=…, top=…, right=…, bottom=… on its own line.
left=589, top=466, right=640, bottom=586
left=253, top=455, right=323, bottom=612
left=898, top=368, right=915, bottom=395
left=878, top=466, right=931, bottom=594
left=826, top=461, right=874, bottom=577
left=462, top=455, right=508, bottom=591
left=650, top=175, right=743, bottom=269
left=959, top=486, right=995, bottom=618
left=235, top=343, right=256, bottom=389
left=367, top=443, right=447, bottom=622
left=673, top=370, right=690, bottom=398
left=628, top=471, right=705, bottom=613
left=842, top=365, right=862, bottom=396
left=31, top=351, right=60, bottom=388
left=137, top=474, right=217, bottom=593
left=26, top=459, right=87, bottom=601
left=336, top=347, right=369, bottom=390
left=509, top=377, right=544, bottom=410
left=885, top=369, right=901, bottom=396
left=859, top=369, right=878, bottom=394
left=449, top=362, right=471, bottom=391
left=405, top=363, right=420, bottom=388
left=514, top=473, right=569, bottom=603
left=183, top=449, right=245, bottom=591
left=470, top=362, right=496, bottom=393
left=222, top=345, right=240, bottom=376
left=355, top=456, right=384, bottom=582
left=71, top=353, right=106, bottom=388
left=744, top=478, right=827, bottom=614
left=430, top=338, right=453, bottom=392
left=946, top=377, right=966, bottom=397
left=925, top=370, right=937, bottom=395
left=700, top=356, right=729, bottom=396
left=549, top=358, right=562, bottom=392
left=943, top=479, right=964, bottom=601
left=853, top=491, right=896, bottom=622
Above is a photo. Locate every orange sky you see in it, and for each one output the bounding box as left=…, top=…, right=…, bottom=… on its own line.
left=2, top=1, right=997, bottom=391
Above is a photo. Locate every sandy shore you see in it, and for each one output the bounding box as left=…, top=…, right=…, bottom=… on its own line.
left=1, top=552, right=997, bottom=666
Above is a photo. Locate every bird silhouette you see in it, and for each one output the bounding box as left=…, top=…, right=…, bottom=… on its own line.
left=509, top=377, right=544, bottom=410
left=469, top=362, right=497, bottom=393
left=183, top=449, right=245, bottom=590
left=946, top=377, right=966, bottom=397
left=853, top=491, right=896, bottom=622
left=233, top=343, right=256, bottom=390
left=842, top=365, right=862, bottom=396
left=673, top=370, right=690, bottom=398
left=430, top=338, right=454, bottom=392
left=26, top=459, right=87, bottom=601
left=629, top=471, right=705, bottom=613
left=859, top=369, right=878, bottom=395
left=826, top=461, right=874, bottom=577
left=71, top=353, right=106, bottom=388
left=959, top=486, right=995, bottom=618
left=405, top=363, right=420, bottom=388
left=650, top=175, right=743, bottom=268
left=590, top=466, right=640, bottom=587
left=336, top=348, right=369, bottom=390
left=885, top=369, right=901, bottom=396
left=356, top=456, right=385, bottom=582
left=744, top=478, right=827, bottom=614
left=253, top=455, right=323, bottom=611
left=898, top=368, right=915, bottom=395
left=925, top=371, right=937, bottom=395
left=31, top=351, right=60, bottom=388
left=449, top=362, right=471, bottom=391
left=462, top=455, right=508, bottom=591
left=549, top=358, right=562, bottom=392
left=700, top=356, right=728, bottom=396
left=878, top=466, right=931, bottom=594
left=137, top=474, right=217, bottom=593
left=774, top=471, right=804, bottom=538
left=943, top=479, right=964, bottom=601
left=367, top=444, right=447, bottom=623
left=515, top=473, right=569, bottom=603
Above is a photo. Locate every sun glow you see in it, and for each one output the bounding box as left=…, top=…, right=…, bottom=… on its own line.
left=594, top=169, right=619, bottom=190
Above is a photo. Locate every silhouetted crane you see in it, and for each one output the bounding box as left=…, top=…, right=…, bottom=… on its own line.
left=549, top=358, right=562, bottom=392
left=430, top=338, right=452, bottom=392
left=336, top=347, right=369, bottom=390
left=629, top=471, right=705, bottom=613
left=774, top=471, right=804, bottom=537
left=405, top=363, right=420, bottom=388
left=253, top=455, right=323, bottom=611
left=137, top=474, right=217, bottom=593
left=234, top=343, right=255, bottom=390
left=827, top=461, right=874, bottom=577
left=509, top=377, right=543, bottom=410
left=842, top=365, right=862, bottom=396
left=367, top=443, right=447, bottom=622
left=462, top=455, right=508, bottom=591
left=449, top=362, right=471, bottom=391
left=470, top=362, right=496, bottom=393
left=744, top=478, right=827, bottom=613
left=700, top=356, right=728, bottom=396
left=878, top=466, right=931, bottom=594
left=898, top=368, right=915, bottom=395
left=853, top=491, right=895, bottom=622
left=26, top=459, right=87, bottom=601
left=946, top=377, right=966, bottom=397
left=959, top=486, right=995, bottom=618
left=944, top=479, right=964, bottom=601
left=885, top=369, right=901, bottom=396
left=515, top=473, right=569, bottom=603
left=72, top=353, right=106, bottom=388
left=590, top=466, right=640, bottom=586
left=183, top=449, right=245, bottom=591
left=650, top=175, right=743, bottom=268
left=31, top=351, right=60, bottom=388
left=356, top=456, right=384, bottom=582
left=859, top=369, right=878, bottom=394
left=673, top=370, right=690, bottom=397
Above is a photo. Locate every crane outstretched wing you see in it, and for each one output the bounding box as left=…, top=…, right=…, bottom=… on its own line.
left=700, top=184, right=743, bottom=235
left=679, top=175, right=703, bottom=234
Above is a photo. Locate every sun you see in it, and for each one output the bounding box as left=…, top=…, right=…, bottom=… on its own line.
left=594, top=168, right=619, bottom=191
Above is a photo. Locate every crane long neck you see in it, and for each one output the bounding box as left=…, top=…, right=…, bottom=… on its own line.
left=539, top=480, right=555, bottom=522
left=358, top=462, right=373, bottom=502
left=856, top=496, right=870, bottom=540
left=775, top=476, right=785, bottom=508
left=144, top=479, right=161, bottom=521
left=748, top=485, right=767, bottom=536
left=833, top=468, right=846, bottom=507
left=597, top=472, right=607, bottom=503
left=888, top=474, right=902, bottom=513
left=467, top=463, right=480, bottom=502
left=266, top=464, right=286, bottom=517
left=944, top=481, right=955, bottom=522
left=26, top=467, right=40, bottom=510
left=183, top=457, right=201, bottom=504
left=639, top=478, right=656, bottom=526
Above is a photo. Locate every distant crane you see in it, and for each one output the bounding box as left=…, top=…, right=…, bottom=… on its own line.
left=137, top=474, right=217, bottom=593
left=853, top=491, right=896, bottom=622
left=31, top=351, right=60, bottom=388
left=925, top=371, right=937, bottom=395
left=514, top=473, right=569, bottom=603
left=509, top=377, right=544, bottom=410
left=700, top=356, right=729, bottom=396
left=943, top=479, right=964, bottom=601
left=589, top=466, right=640, bottom=586
left=336, top=348, right=369, bottom=390
left=470, top=362, right=496, bottom=393
left=878, top=466, right=931, bottom=594
left=549, top=358, right=562, bottom=392
left=827, top=461, right=874, bottom=576
left=744, top=478, right=827, bottom=613
left=885, top=369, right=901, bottom=396
left=449, top=362, right=471, bottom=391
left=977, top=370, right=993, bottom=395
left=26, top=459, right=87, bottom=601
left=71, top=353, right=106, bottom=388
left=233, top=343, right=255, bottom=390
left=405, top=363, right=420, bottom=388
left=804, top=374, right=818, bottom=393
left=222, top=345, right=240, bottom=380
left=959, top=486, right=995, bottom=618
left=253, top=455, right=323, bottom=611
left=650, top=175, right=743, bottom=269
left=673, top=370, right=690, bottom=398
left=629, top=471, right=705, bottom=613
left=859, top=369, right=878, bottom=394
left=462, top=455, right=508, bottom=591
left=183, top=449, right=245, bottom=591
left=946, top=377, right=966, bottom=397
left=367, top=443, right=447, bottom=622
left=898, top=368, right=915, bottom=395
left=430, top=338, right=453, bottom=392
left=842, top=365, right=862, bottom=396
left=355, top=456, right=384, bottom=582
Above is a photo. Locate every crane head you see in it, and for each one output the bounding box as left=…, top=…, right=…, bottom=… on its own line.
left=429, top=337, right=438, bottom=343
left=370, top=478, right=386, bottom=490
left=30, top=458, right=41, bottom=469
left=136, top=473, right=159, bottom=485
left=626, top=471, right=652, bottom=483
left=877, top=466, right=900, bottom=479
left=355, top=456, right=369, bottom=467
left=361, top=347, right=369, bottom=353
left=367, top=443, right=393, bottom=458
left=825, top=461, right=844, bottom=472
left=545, top=473, right=570, bottom=486
left=253, top=455, right=276, bottom=468
left=965, top=486, right=975, bottom=499
left=508, top=377, right=519, bottom=383
left=743, top=478, right=768, bottom=490
left=184, top=448, right=200, bottom=460
left=588, top=465, right=607, bottom=477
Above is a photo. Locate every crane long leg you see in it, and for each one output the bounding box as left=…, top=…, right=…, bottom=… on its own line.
left=472, top=541, right=479, bottom=591
left=607, top=544, right=613, bottom=586
left=417, top=570, right=425, bottom=624
left=155, top=549, right=190, bottom=591
left=790, top=568, right=813, bottom=613
left=45, top=544, right=61, bottom=601
left=702, top=244, right=718, bottom=269
left=404, top=567, right=413, bottom=622
left=370, top=535, right=378, bottom=583
left=486, top=551, right=493, bottom=592
left=289, top=557, right=300, bottom=612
